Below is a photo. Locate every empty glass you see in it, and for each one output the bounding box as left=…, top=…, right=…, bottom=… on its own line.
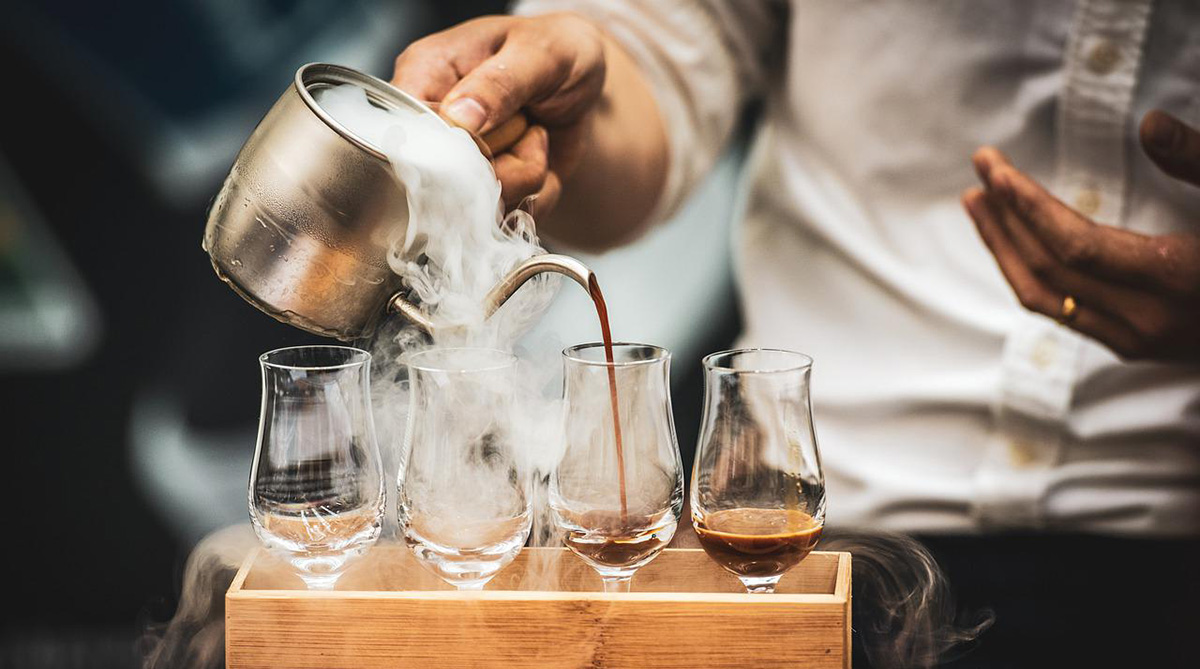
left=398, top=348, right=531, bottom=590
left=249, top=346, right=385, bottom=589
left=551, top=343, right=684, bottom=592
left=691, top=349, right=826, bottom=593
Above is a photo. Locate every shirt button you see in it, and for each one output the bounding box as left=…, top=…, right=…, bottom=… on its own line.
left=1008, top=440, right=1039, bottom=468
left=1074, top=188, right=1102, bottom=217
left=1086, top=40, right=1121, bottom=75
left=1030, top=335, right=1058, bottom=370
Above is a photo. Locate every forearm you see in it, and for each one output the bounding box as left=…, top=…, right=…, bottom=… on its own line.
left=537, top=29, right=669, bottom=253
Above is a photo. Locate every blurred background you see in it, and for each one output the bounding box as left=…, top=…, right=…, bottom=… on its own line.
left=0, top=1, right=742, bottom=666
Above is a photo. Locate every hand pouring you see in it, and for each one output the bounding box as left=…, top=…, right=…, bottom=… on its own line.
left=203, top=62, right=591, bottom=340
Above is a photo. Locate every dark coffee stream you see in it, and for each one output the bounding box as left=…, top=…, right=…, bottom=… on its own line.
left=587, top=274, right=629, bottom=521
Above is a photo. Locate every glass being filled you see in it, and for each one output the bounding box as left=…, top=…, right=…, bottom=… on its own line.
left=690, top=348, right=827, bottom=594
left=398, top=347, right=532, bottom=590
left=249, top=345, right=386, bottom=590
left=552, top=343, right=685, bottom=592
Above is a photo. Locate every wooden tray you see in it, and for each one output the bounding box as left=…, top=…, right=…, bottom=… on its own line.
left=226, top=545, right=851, bottom=668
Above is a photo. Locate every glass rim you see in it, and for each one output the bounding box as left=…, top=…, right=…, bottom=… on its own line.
left=259, top=345, right=371, bottom=371
left=404, top=346, right=517, bottom=373
left=702, top=348, right=813, bottom=374
left=562, top=342, right=671, bottom=368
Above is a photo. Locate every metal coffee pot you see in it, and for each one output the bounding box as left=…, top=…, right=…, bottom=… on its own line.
left=203, top=63, right=591, bottom=340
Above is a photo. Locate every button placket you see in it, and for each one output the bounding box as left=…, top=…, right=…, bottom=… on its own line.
left=973, top=314, right=1083, bottom=529
left=973, top=415, right=1065, bottom=531
left=1054, top=0, right=1154, bottom=227
left=999, top=315, right=1082, bottom=421
left=980, top=1, right=1158, bottom=531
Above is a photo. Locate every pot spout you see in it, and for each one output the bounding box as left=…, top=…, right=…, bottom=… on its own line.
left=387, top=253, right=593, bottom=335
left=483, top=254, right=594, bottom=319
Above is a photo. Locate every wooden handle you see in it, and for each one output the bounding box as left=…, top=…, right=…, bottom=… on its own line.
left=480, top=113, right=529, bottom=156
left=428, top=100, right=529, bottom=160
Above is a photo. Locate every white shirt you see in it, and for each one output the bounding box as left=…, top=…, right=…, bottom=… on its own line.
left=516, top=0, right=1200, bottom=536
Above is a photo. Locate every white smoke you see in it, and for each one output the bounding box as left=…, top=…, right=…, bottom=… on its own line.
left=314, top=83, right=568, bottom=546
left=315, top=83, right=559, bottom=343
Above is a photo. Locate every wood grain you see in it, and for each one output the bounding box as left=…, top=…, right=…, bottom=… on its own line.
left=228, top=545, right=851, bottom=668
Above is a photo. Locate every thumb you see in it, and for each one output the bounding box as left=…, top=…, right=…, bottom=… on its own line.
left=440, top=40, right=577, bottom=135
left=1140, top=109, right=1200, bottom=187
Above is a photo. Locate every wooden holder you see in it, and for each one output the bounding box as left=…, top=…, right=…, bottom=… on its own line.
left=227, top=545, right=851, bottom=668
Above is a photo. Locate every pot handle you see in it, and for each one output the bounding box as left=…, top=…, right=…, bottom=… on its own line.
left=425, top=103, right=529, bottom=160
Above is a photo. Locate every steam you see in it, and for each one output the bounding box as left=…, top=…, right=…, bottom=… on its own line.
left=315, top=83, right=568, bottom=546
left=139, top=526, right=258, bottom=669
left=315, top=83, right=559, bottom=342
left=822, top=529, right=995, bottom=668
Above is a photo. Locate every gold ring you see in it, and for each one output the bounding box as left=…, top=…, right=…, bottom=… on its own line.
left=1060, top=295, right=1078, bottom=323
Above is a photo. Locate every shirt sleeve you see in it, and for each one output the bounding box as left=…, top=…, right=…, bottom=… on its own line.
left=511, top=0, right=783, bottom=221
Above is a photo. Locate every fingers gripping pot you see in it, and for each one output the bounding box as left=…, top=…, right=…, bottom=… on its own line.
left=203, top=63, right=590, bottom=341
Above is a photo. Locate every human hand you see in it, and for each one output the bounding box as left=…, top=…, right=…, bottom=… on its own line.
left=962, top=110, right=1200, bottom=362
left=392, top=14, right=607, bottom=218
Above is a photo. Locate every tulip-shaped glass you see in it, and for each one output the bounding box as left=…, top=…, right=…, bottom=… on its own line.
left=249, top=345, right=385, bottom=590
left=398, top=348, right=531, bottom=590
left=552, top=343, right=684, bottom=592
left=690, top=349, right=826, bottom=594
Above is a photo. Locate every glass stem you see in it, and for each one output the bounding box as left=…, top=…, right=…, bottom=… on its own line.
left=299, top=573, right=341, bottom=591
left=601, top=575, right=633, bottom=593
left=739, top=575, right=781, bottom=594
left=292, top=555, right=347, bottom=591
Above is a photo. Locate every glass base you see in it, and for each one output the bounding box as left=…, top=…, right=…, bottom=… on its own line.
left=298, top=571, right=343, bottom=590
left=738, top=575, right=782, bottom=594
left=594, top=566, right=637, bottom=593
left=291, top=554, right=349, bottom=590
left=405, top=528, right=526, bottom=591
